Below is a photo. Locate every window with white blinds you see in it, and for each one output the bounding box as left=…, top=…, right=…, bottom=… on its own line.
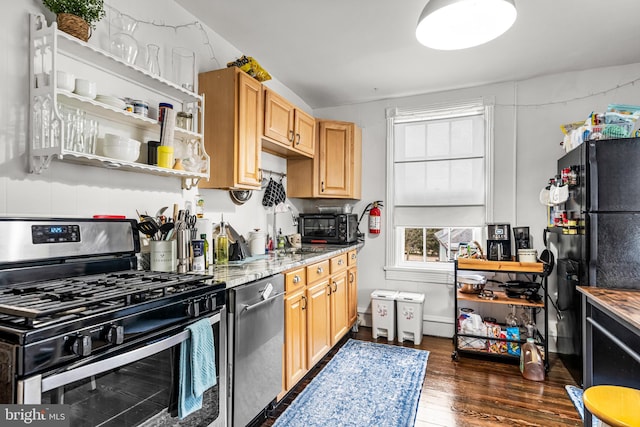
left=386, top=99, right=493, bottom=270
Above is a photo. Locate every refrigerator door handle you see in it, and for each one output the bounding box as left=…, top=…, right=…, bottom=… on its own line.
left=588, top=213, right=597, bottom=286
left=588, top=142, right=598, bottom=211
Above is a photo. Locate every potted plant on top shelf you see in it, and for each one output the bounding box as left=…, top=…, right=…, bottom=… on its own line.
left=42, top=0, right=106, bottom=42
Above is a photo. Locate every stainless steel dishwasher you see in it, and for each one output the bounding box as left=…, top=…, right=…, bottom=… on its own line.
left=227, top=274, right=285, bottom=427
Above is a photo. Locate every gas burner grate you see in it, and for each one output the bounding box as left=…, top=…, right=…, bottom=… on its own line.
left=0, top=271, right=214, bottom=324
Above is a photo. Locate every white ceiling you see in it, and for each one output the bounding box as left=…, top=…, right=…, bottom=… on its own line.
left=177, top=0, right=640, bottom=109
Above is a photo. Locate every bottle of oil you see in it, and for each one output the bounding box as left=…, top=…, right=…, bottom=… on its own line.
left=201, top=233, right=210, bottom=269
left=216, top=220, right=229, bottom=265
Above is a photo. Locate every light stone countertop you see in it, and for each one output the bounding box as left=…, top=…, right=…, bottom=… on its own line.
left=193, top=243, right=363, bottom=289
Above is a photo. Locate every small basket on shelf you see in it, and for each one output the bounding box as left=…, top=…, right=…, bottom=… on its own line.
left=56, top=13, right=90, bottom=42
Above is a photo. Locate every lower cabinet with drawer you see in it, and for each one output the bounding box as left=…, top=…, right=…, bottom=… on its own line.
left=281, top=251, right=358, bottom=396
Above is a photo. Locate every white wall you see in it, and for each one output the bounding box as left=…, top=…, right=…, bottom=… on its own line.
left=314, top=62, right=640, bottom=349
left=0, top=0, right=307, bottom=240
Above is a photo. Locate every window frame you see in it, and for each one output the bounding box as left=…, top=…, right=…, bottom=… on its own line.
left=384, top=99, right=494, bottom=282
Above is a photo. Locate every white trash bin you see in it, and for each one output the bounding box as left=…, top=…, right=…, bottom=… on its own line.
left=371, top=290, right=398, bottom=341
left=396, top=291, right=425, bottom=345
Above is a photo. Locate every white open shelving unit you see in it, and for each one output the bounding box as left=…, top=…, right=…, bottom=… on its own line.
left=28, top=13, right=210, bottom=189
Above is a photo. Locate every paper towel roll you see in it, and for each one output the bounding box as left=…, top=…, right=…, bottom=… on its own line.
left=160, top=108, right=177, bottom=147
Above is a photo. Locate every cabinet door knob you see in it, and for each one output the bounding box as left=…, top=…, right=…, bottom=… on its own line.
left=289, top=130, right=295, bottom=142
left=349, top=272, right=354, bottom=283
left=321, top=181, right=325, bottom=192
left=295, top=133, right=301, bottom=145
left=332, top=281, right=337, bottom=293
left=326, top=283, right=332, bottom=296
left=301, top=295, right=307, bottom=310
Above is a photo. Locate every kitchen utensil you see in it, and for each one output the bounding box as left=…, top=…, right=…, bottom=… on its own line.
left=230, top=190, right=253, bottom=205
left=159, top=221, right=174, bottom=240
left=137, top=217, right=160, bottom=239
left=456, top=273, right=487, bottom=294
left=457, top=282, right=486, bottom=294
left=155, top=206, right=168, bottom=219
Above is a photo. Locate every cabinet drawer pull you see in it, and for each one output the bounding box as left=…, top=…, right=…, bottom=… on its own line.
left=351, top=253, right=356, bottom=260
left=293, top=275, right=300, bottom=284
left=317, top=266, right=323, bottom=274
left=337, top=259, right=343, bottom=266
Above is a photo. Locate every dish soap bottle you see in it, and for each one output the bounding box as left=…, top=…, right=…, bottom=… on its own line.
left=216, top=219, right=229, bottom=265
left=277, top=228, right=286, bottom=254
left=520, top=338, right=545, bottom=381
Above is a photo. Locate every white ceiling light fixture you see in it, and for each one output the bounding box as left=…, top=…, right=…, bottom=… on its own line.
left=416, top=0, right=517, bottom=50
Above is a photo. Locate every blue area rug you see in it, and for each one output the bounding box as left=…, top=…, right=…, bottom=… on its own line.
left=273, top=339, right=429, bottom=427
left=565, top=385, right=599, bottom=427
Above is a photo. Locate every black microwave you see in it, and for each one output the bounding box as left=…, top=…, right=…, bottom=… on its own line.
left=298, top=214, right=359, bottom=244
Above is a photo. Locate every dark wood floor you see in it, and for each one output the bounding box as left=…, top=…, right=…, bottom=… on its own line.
left=261, top=327, right=583, bottom=426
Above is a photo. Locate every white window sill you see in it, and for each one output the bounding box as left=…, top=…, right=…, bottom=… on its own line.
left=384, top=265, right=454, bottom=285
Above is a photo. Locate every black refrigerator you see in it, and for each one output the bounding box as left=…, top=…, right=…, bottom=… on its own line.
left=551, top=137, right=640, bottom=384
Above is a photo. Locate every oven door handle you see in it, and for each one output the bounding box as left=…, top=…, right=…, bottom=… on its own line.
left=20, top=312, right=221, bottom=402
left=241, top=292, right=285, bottom=313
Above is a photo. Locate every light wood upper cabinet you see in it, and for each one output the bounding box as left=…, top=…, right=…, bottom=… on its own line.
left=287, top=119, right=362, bottom=199
left=262, top=88, right=315, bottom=158
left=198, top=67, right=262, bottom=189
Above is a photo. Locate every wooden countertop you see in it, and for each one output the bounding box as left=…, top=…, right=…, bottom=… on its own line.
left=578, top=286, right=640, bottom=332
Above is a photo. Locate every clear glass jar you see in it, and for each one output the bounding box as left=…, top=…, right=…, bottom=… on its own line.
left=176, top=111, right=193, bottom=131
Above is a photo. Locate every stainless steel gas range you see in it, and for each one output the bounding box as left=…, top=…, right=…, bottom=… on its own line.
left=0, top=218, right=226, bottom=427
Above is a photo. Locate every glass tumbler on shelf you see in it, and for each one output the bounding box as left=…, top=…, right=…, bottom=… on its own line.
left=172, top=47, right=195, bottom=91
left=505, top=305, right=519, bottom=327
left=84, top=119, right=98, bottom=154
left=146, top=44, right=161, bottom=76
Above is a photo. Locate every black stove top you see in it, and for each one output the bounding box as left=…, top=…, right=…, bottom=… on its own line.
left=0, top=270, right=220, bottom=327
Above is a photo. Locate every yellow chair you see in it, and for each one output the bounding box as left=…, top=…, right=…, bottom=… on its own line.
left=583, top=385, right=640, bottom=427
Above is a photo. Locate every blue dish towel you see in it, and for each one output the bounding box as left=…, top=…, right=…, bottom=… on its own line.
left=178, top=318, right=217, bottom=419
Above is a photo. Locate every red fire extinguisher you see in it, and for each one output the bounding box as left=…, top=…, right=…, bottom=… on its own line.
left=369, top=202, right=381, bottom=234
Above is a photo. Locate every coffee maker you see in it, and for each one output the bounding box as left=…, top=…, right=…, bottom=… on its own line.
left=487, top=224, right=511, bottom=261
